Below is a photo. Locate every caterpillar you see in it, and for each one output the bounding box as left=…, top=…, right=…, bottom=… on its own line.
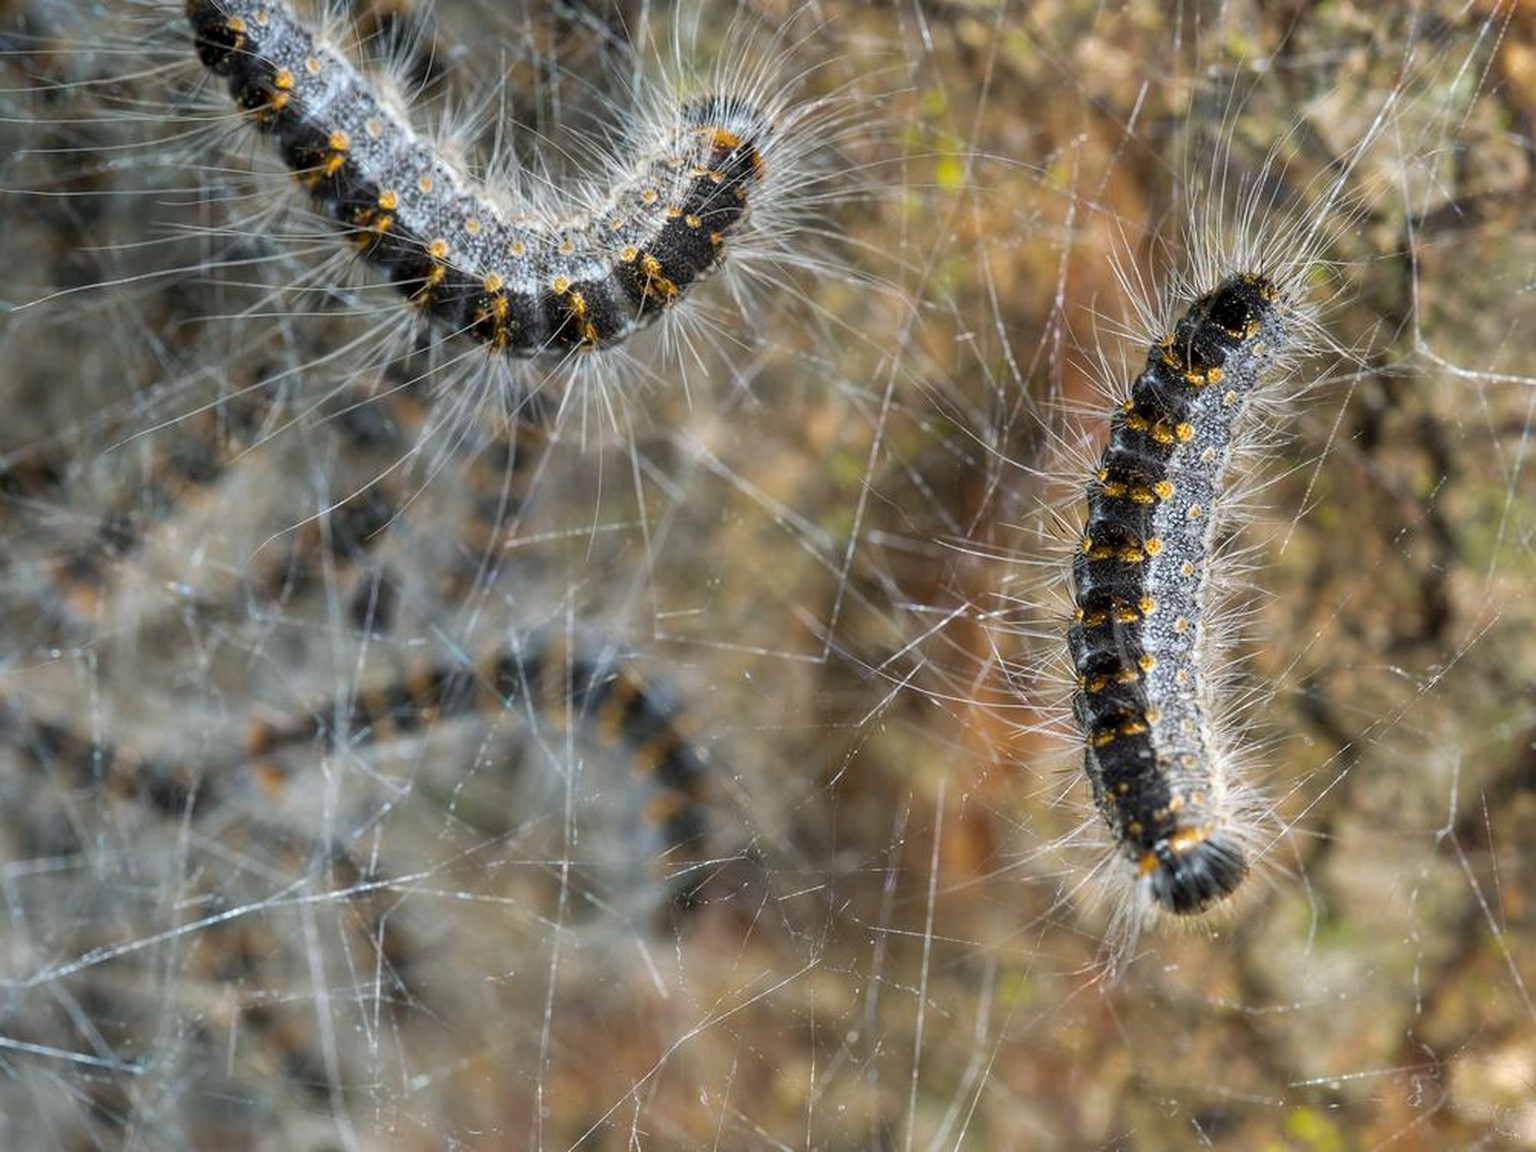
left=185, top=0, right=771, bottom=359
left=247, top=631, right=716, bottom=906
left=1002, top=26, right=1462, bottom=965
left=0, top=632, right=714, bottom=907
left=1069, top=271, right=1290, bottom=916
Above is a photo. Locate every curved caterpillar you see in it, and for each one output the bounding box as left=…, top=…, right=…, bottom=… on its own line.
left=246, top=632, right=715, bottom=907
left=1068, top=272, right=1292, bottom=917
left=186, top=0, right=769, bottom=359
left=2, top=631, right=714, bottom=906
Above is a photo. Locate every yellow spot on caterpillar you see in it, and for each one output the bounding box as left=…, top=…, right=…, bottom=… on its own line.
left=666, top=205, right=685, bottom=219
left=320, top=130, right=349, bottom=176
left=1188, top=503, right=1203, bottom=519
left=1181, top=560, right=1195, bottom=577
left=1167, top=826, right=1209, bottom=855
left=305, top=56, right=321, bottom=76
left=378, top=190, right=398, bottom=211
left=1118, top=718, right=1148, bottom=736
left=1154, top=480, right=1174, bottom=499
left=620, top=246, right=639, bottom=262
left=366, top=118, right=382, bottom=139
left=638, top=254, right=678, bottom=299
left=641, top=188, right=659, bottom=205
left=711, top=128, right=743, bottom=150
left=1223, top=390, right=1239, bottom=407
left=644, top=791, right=689, bottom=828
left=252, top=759, right=287, bottom=798
left=1138, top=654, right=1156, bottom=671
left=1139, top=596, right=1157, bottom=615
left=1144, top=538, right=1163, bottom=556
left=1175, top=422, right=1195, bottom=442
left=245, top=717, right=272, bottom=757
left=508, top=240, right=526, bottom=257
left=418, top=175, right=434, bottom=193
left=428, top=238, right=449, bottom=261
left=1112, top=605, right=1141, bottom=623
left=483, top=273, right=504, bottom=294
left=1090, top=730, right=1117, bottom=749
left=464, top=218, right=482, bottom=236
left=1173, top=617, right=1190, bottom=634
left=551, top=275, right=571, bottom=294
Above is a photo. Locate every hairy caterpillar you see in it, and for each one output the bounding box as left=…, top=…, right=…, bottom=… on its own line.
left=0, top=0, right=870, bottom=462
left=1069, top=271, right=1290, bottom=916
left=983, top=42, right=1464, bottom=967
left=186, top=0, right=769, bottom=358
left=246, top=630, right=716, bottom=907
left=0, top=631, right=715, bottom=906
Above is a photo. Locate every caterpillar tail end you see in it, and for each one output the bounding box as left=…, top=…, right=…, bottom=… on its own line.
left=1139, top=828, right=1249, bottom=916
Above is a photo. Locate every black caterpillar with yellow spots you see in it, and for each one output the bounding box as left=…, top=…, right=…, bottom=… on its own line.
left=3, top=631, right=713, bottom=909
left=247, top=632, right=715, bottom=907
left=1068, top=272, right=1290, bottom=917
left=186, top=0, right=768, bottom=356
